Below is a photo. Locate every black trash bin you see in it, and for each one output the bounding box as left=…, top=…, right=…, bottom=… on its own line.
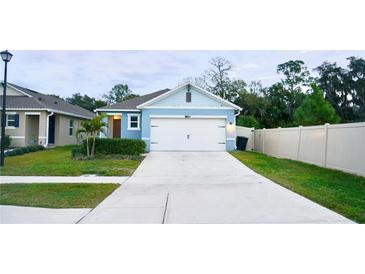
left=236, top=136, right=248, bottom=151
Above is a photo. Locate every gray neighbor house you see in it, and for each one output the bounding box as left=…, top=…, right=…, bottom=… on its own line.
left=0, top=83, right=94, bottom=147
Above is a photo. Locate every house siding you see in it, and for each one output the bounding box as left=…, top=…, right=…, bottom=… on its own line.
left=25, top=115, right=39, bottom=145
left=38, top=111, right=48, bottom=146
left=3, top=111, right=26, bottom=147
left=54, top=114, right=84, bottom=146
left=151, top=85, right=222, bottom=108
left=6, top=86, right=25, bottom=96
left=141, top=108, right=236, bottom=151
left=107, top=116, right=114, bottom=138
left=1, top=110, right=49, bottom=147
left=121, top=112, right=141, bottom=139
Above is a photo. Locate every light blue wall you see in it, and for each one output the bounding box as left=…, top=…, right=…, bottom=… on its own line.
left=121, top=112, right=141, bottom=139
left=98, top=111, right=141, bottom=139
left=153, top=85, right=222, bottom=108
left=141, top=108, right=236, bottom=151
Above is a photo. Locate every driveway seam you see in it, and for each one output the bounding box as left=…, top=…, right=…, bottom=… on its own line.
left=76, top=178, right=132, bottom=224
left=74, top=209, right=93, bottom=224
left=161, top=192, right=170, bottom=224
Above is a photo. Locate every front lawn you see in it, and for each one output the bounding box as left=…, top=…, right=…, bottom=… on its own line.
left=231, top=151, right=365, bottom=223
left=0, top=183, right=119, bottom=208
left=0, top=146, right=141, bottom=176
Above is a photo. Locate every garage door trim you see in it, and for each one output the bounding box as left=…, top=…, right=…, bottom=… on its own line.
left=150, top=117, right=227, bottom=151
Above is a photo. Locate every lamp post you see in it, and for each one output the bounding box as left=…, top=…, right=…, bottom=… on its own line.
left=1, top=50, right=13, bottom=167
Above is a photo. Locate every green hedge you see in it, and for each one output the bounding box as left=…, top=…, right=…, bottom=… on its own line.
left=71, top=146, right=85, bottom=158
left=236, top=115, right=261, bottom=129
left=81, top=138, right=146, bottom=156
left=4, top=145, right=45, bottom=157
left=0, top=135, right=11, bottom=149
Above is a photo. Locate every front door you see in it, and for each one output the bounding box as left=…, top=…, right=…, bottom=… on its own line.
left=113, top=119, right=121, bottom=138
left=48, top=114, right=55, bottom=144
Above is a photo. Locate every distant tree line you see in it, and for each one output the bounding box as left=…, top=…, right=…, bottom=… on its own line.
left=60, top=55, right=364, bottom=128
left=62, top=84, right=139, bottom=112
left=190, top=56, right=364, bottom=128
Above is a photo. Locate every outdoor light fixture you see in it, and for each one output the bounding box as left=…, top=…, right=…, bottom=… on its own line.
left=1, top=50, right=13, bottom=62
left=226, top=122, right=235, bottom=139
left=1, top=50, right=13, bottom=167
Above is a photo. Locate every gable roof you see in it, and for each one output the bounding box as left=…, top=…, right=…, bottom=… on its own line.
left=96, top=88, right=170, bottom=111
left=96, top=83, right=242, bottom=112
left=1, top=83, right=94, bottom=119
left=137, top=82, right=242, bottom=110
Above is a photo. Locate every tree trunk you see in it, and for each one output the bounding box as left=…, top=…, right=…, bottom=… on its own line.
left=86, top=136, right=90, bottom=157
left=91, top=133, right=96, bottom=156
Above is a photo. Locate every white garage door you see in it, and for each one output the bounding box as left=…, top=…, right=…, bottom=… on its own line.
left=150, top=118, right=226, bottom=151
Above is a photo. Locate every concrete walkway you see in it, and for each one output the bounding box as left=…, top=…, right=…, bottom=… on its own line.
left=80, top=152, right=353, bottom=224
left=0, top=176, right=126, bottom=224
left=0, top=205, right=91, bottom=224
left=0, top=176, right=128, bottom=184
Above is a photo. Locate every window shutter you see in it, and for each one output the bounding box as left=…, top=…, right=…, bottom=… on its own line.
left=14, top=114, right=20, bottom=127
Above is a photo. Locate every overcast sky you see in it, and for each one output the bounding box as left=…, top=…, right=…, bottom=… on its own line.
left=4, top=50, right=365, bottom=98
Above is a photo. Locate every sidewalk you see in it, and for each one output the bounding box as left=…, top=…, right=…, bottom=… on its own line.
left=0, top=205, right=91, bottom=224
left=0, top=176, right=129, bottom=184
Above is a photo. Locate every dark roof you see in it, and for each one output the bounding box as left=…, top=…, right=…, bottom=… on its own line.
left=1, top=83, right=94, bottom=119
left=98, top=88, right=170, bottom=110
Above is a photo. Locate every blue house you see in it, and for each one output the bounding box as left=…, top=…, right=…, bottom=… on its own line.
left=96, top=82, right=242, bottom=151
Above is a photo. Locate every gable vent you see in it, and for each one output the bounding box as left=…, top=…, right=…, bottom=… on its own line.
left=186, top=83, right=192, bottom=102
left=186, top=91, right=191, bottom=103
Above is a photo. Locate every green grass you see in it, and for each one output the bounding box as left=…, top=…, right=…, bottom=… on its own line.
left=0, top=146, right=141, bottom=176
left=0, top=183, right=119, bottom=208
left=231, top=151, right=365, bottom=223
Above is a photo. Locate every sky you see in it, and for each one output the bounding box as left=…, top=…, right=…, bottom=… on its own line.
left=4, top=50, right=365, bottom=99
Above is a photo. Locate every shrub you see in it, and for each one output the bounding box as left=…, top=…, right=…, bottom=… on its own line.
left=4, top=145, right=45, bottom=157
left=73, top=153, right=144, bottom=161
left=0, top=135, right=11, bottom=149
left=5, top=150, right=17, bottom=156
left=81, top=138, right=146, bottom=156
left=236, top=115, right=261, bottom=128
left=19, top=147, right=30, bottom=154
left=71, top=146, right=85, bottom=158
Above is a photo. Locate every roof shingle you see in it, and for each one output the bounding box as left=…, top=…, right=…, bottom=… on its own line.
left=1, top=83, right=94, bottom=119
left=97, top=88, right=170, bottom=110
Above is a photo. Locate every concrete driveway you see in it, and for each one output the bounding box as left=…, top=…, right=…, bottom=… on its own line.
left=81, top=152, right=353, bottom=224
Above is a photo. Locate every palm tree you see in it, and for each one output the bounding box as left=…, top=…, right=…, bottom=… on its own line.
left=76, top=120, right=93, bottom=157
left=76, top=114, right=107, bottom=157
left=90, top=114, right=107, bottom=156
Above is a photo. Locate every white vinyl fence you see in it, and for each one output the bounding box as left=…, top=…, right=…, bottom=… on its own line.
left=235, top=126, right=255, bottom=151
left=236, top=122, right=365, bottom=177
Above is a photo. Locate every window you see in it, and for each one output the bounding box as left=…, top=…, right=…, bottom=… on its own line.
left=69, top=119, right=74, bottom=136
left=128, top=114, right=140, bottom=130
left=186, top=91, right=192, bottom=103
left=6, top=114, right=16, bottom=127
